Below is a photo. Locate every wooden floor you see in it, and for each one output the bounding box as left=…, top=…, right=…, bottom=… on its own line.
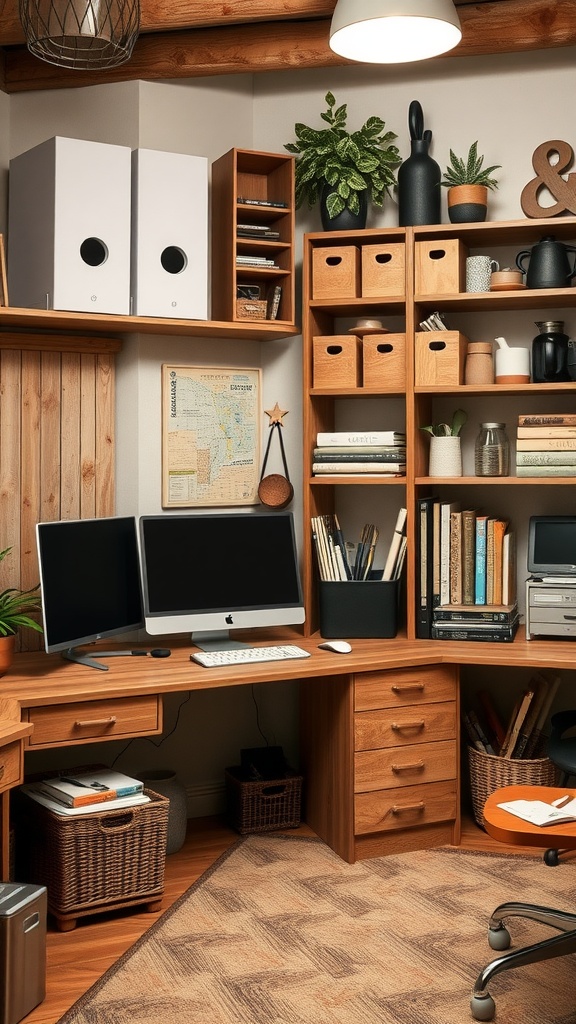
left=23, top=814, right=553, bottom=1024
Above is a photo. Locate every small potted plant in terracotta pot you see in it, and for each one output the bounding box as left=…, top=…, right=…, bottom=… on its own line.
left=0, top=547, right=43, bottom=675
left=441, top=142, right=501, bottom=223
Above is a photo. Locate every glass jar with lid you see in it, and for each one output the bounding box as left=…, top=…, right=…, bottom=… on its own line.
left=475, top=422, right=510, bottom=477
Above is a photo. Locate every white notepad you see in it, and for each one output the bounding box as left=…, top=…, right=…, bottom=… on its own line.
left=498, top=798, right=576, bottom=828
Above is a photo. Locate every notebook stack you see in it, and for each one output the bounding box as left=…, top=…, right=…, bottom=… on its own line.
left=312, top=430, right=406, bottom=476
left=516, top=413, right=576, bottom=477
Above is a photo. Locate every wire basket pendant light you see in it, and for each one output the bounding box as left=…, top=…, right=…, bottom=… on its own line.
left=19, top=0, right=140, bottom=69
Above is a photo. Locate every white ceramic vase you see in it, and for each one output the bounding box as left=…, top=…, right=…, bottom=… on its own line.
left=429, top=435, right=462, bottom=477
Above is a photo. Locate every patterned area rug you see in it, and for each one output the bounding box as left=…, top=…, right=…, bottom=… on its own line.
left=57, top=835, right=576, bottom=1024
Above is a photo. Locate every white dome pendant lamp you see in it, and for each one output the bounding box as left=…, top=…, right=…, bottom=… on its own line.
left=329, top=0, right=462, bottom=64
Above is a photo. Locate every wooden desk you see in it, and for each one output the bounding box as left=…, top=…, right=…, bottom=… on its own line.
left=2, top=629, right=576, bottom=877
left=483, top=785, right=576, bottom=850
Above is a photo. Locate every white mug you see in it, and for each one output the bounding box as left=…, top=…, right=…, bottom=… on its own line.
left=495, top=346, right=531, bottom=383
left=466, top=256, right=500, bottom=293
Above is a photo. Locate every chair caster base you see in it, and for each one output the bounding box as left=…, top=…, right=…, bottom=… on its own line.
left=544, top=848, right=560, bottom=867
left=488, top=925, right=511, bottom=951
left=471, top=993, right=496, bottom=1021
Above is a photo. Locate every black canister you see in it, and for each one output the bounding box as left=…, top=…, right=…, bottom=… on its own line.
left=532, top=320, right=571, bottom=383
left=397, top=100, right=440, bottom=227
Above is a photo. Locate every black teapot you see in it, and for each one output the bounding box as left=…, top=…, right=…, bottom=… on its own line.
left=516, top=235, right=576, bottom=289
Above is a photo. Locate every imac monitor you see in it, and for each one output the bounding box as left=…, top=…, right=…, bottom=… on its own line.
left=36, top=516, right=144, bottom=670
left=528, top=515, right=576, bottom=576
left=139, top=511, right=305, bottom=649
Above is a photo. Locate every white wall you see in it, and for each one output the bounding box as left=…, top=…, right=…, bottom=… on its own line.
left=11, top=43, right=576, bottom=808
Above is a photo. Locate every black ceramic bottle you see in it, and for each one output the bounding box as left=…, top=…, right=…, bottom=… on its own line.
left=532, top=320, right=571, bottom=383
left=398, top=100, right=440, bottom=227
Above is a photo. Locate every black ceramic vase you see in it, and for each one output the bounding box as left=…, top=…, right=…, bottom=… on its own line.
left=320, top=184, right=368, bottom=231
left=397, top=101, right=440, bottom=227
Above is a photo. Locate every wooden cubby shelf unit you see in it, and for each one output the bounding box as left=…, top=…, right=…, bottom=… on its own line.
left=302, top=217, right=576, bottom=641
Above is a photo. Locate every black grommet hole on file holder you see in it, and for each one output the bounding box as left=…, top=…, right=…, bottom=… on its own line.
left=80, top=237, right=108, bottom=267
left=428, top=249, right=447, bottom=261
left=429, top=341, right=446, bottom=351
left=161, top=246, right=187, bottom=274
left=376, top=343, right=393, bottom=354
left=325, top=256, right=343, bottom=266
left=326, top=345, right=343, bottom=355
left=375, top=253, right=392, bottom=265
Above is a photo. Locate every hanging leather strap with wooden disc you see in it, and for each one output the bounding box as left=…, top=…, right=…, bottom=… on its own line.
left=258, top=422, right=293, bottom=508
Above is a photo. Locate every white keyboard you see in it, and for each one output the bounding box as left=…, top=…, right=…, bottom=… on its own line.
left=191, top=644, right=311, bottom=668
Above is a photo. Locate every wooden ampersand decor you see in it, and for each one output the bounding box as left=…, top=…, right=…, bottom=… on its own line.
left=521, top=140, right=576, bottom=218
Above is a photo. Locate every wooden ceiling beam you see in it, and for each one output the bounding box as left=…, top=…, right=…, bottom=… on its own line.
left=2, top=0, right=575, bottom=93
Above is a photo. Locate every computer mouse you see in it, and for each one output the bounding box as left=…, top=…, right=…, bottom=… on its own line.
left=318, top=640, right=352, bottom=654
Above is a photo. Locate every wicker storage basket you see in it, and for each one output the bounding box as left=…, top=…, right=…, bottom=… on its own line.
left=225, top=767, right=303, bottom=834
left=467, top=745, right=561, bottom=828
left=17, top=789, right=169, bottom=929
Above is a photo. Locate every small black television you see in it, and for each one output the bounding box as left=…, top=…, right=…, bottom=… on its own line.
left=36, top=516, right=144, bottom=670
left=527, top=516, right=576, bottom=576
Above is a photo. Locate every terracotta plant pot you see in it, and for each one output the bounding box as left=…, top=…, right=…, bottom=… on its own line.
left=0, top=635, right=15, bottom=677
left=447, top=184, right=488, bottom=223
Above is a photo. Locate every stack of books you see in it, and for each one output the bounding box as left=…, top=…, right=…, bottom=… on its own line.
left=516, top=413, right=576, bottom=476
left=312, top=430, right=406, bottom=476
left=236, top=254, right=278, bottom=269
left=236, top=223, right=281, bottom=241
left=21, top=767, right=149, bottom=816
left=463, top=670, right=562, bottom=758
left=417, top=497, right=517, bottom=640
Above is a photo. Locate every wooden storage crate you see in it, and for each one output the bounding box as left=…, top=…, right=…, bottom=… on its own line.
left=362, top=333, right=405, bottom=389
left=312, top=245, right=360, bottom=299
left=313, top=335, right=361, bottom=388
left=415, top=331, right=469, bottom=386
left=415, top=239, right=467, bottom=294
left=467, top=745, right=561, bottom=829
left=16, top=789, right=169, bottom=930
left=361, top=242, right=405, bottom=297
left=225, top=767, right=303, bottom=834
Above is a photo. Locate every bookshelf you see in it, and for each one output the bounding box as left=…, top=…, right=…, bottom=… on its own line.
left=302, top=216, right=576, bottom=640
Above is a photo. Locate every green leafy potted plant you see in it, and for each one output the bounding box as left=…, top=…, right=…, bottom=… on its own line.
left=420, top=409, right=467, bottom=477
left=440, top=142, right=501, bottom=223
left=0, top=546, right=43, bottom=675
left=285, top=91, right=401, bottom=230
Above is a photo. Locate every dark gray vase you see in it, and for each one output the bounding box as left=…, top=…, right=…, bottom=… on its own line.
left=398, top=139, right=441, bottom=226
left=320, top=184, right=368, bottom=231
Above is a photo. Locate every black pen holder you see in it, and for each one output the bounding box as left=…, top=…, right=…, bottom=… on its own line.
left=319, top=579, right=400, bottom=639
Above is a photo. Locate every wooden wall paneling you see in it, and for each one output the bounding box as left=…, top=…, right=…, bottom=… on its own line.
left=60, top=352, right=81, bottom=522
left=40, top=351, right=62, bottom=526
left=20, top=350, right=42, bottom=650
left=95, top=353, right=115, bottom=519
left=80, top=354, right=96, bottom=519
left=0, top=349, right=22, bottom=576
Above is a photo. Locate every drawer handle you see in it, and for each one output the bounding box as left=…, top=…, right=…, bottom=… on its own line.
left=391, top=683, right=425, bottom=693
left=73, top=716, right=117, bottom=729
left=0, top=765, right=4, bottom=781
left=391, top=720, right=425, bottom=732
left=391, top=801, right=425, bottom=816
left=391, top=759, right=425, bottom=773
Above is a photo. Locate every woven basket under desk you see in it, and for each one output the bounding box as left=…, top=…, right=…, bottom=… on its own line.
left=17, top=788, right=169, bottom=929
left=467, top=745, right=561, bottom=829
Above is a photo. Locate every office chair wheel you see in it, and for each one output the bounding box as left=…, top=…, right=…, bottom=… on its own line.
left=544, top=848, right=560, bottom=867
left=488, top=924, right=511, bottom=951
left=470, top=993, right=496, bottom=1021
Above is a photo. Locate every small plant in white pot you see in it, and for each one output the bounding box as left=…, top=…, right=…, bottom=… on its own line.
left=441, top=142, right=500, bottom=223
left=420, top=409, right=467, bottom=477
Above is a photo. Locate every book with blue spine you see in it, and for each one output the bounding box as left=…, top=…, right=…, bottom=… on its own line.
left=475, top=515, right=488, bottom=605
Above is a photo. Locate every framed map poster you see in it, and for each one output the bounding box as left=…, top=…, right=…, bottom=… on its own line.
left=162, top=365, right=261, bottom=507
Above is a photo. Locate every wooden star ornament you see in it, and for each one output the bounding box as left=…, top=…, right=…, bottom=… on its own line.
left=265, top=402, right=289, bottom=426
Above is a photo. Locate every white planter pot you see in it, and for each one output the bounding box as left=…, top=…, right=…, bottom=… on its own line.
left=429, top=435, right=462, bottom=477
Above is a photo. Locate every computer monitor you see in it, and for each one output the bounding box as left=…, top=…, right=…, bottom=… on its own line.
left=36, top=516, right=144, bottom=670
left=138, top=511, right=305, bottom=650
left=528, top=515, right=576, bottom=576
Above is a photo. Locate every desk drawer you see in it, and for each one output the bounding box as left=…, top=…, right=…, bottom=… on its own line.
left=354, top=665, right=457, bottom=712
left=23, top=696, right=163, bottom=748
left=355, top=739, right=457, bottom=793
left=355, top=702, right=456, bottom=751
left=355, top=780, right=457, bottom=835
left=0, top=741, right=23, bottom=792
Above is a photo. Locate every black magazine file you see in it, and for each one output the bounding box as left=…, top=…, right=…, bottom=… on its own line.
left=319, top=578, right=401, bottom=639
